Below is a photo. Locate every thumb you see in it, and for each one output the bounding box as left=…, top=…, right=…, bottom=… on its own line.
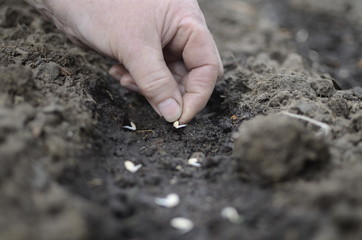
left=124, top=46, right=183, bottom=122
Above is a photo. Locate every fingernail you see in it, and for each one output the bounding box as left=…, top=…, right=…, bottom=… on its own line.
left=158, top=98, right=181, bottom=122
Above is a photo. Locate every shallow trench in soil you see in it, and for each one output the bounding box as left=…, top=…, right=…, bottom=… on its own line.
left=59, top=57, right=257, bottom=240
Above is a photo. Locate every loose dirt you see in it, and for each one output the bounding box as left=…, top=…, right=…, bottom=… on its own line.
left=1, top=0, right=362, bottom=240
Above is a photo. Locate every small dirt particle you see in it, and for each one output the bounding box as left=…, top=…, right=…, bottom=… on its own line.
left=0, top=65, right=35, bottom=96
left=35, top=62, right=61, bottom=82
left=353, top=87, right=362, bottom=99
left=310, top=78, right=335, bottom=97
left=327, top=97, right=350, bottom=118
left=352, top=113, right=362, bottom=132
left=268, top=91, right=291, bottom=107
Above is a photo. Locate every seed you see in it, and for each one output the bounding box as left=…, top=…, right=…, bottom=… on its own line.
left=173, top=121, right=187, bottom=129
left=187, top=158, right=201, bottom=167
left=170, top=217, right=194, bottom=233
left=221, top=207, right=242, bottom=224
left=124, top=160, right=142, bottom=173
left=154, top=193, right=180, bottom=208
left=123, top=121, right=137, bottom=131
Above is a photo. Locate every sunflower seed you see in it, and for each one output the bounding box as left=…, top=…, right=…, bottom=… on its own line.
left=173, top=121, right=187, bottom=129
left=170, top=217, right=194, bottom=233
left=124, top=160, right=142, bottom=173
left=123, top=121, right=137, bottom=131
left=154, top=193, right=180, bottom=208
left=221, top=206, right=242, bottom=223
left=187, top=158, right=201, bottom=167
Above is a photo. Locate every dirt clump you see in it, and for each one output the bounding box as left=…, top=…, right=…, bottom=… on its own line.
left=310, top=78, right=335, bottom=98
left=233, top=114, right=330, bottom=183
left=0, top=65, right=37, bottom=102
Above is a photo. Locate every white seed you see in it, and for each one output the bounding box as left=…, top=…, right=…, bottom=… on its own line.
left=221, top=207, right=242, bottom=224
left=187, top=158, right=201, bottom=167
left=173, top=121, right=187, bottom=129
left=170, top=217, right=194, bottom=233
left=123, top=121, right=137, bottom=131
left=154, top=193, right=180, bottom=208
left=124, top=160, right=142, bottom=173
left=173, top=121, right=179, bottom=128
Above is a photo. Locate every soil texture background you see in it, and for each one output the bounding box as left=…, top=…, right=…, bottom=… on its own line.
left=1, top=0, right=362, bottom=239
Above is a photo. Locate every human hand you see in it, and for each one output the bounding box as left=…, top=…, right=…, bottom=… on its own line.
left=27, top=0, right=223, bottom=123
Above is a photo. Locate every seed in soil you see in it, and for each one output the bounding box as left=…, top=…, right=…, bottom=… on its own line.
left=170, top=217, right=194, bottom=233
left=154, top=193, right=180, bottom=208
left=221, top=207, right=242, bottom=224
left=187, top=158, right=201, bottom=167
left=122, top=122, right=137, bottom=131
left=124, top=161, right=142, bottom=173
left=173, top=121, right=187, bottom=129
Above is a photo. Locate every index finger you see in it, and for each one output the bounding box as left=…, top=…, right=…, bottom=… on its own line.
left=176, top=18, right=223, bottom=123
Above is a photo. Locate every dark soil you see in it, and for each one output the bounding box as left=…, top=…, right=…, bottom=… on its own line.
left=268, top=0, right=362, bottom=89
left=1, top=0, right=362, bottom=240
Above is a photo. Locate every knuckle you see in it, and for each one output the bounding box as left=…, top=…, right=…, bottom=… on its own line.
left=138, top=75, right=170, bottom=98
left=179, top=15, right=204, bottom=31
left=194, top=76, right=214, bottom=91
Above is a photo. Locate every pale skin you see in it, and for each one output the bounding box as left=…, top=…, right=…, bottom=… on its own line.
left=25, top=0, right=223, bottom=123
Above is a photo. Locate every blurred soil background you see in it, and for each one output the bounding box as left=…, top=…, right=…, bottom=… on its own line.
left=0, top=0, right=362, bottom=239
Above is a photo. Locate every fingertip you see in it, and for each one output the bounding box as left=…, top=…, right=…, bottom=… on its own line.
left=109, top=69, right=121, bottom=81
left=109, top=64, right=128, bottom=81
left=157, top=98, right=182, bottom=122
left=178, top=92, right=208, bottom=124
